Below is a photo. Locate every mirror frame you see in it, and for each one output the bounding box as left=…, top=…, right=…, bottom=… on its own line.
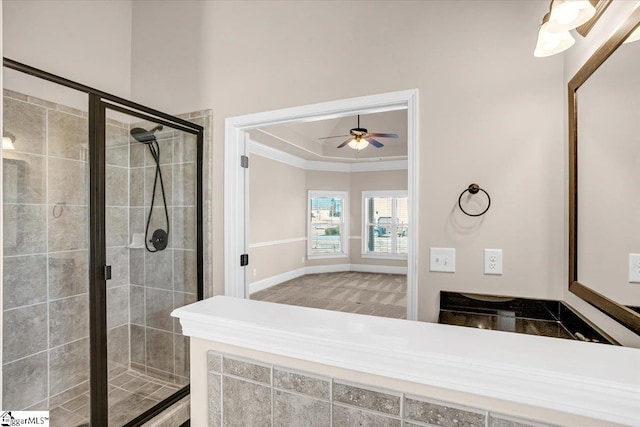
left=569, top=7, right=640, bottom=335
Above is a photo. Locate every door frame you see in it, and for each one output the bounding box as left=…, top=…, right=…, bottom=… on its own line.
left=224, top=89, right=420, bottom=320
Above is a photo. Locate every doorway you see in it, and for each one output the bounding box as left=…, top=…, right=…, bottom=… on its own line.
left=224, top=90, right=419, bottom=319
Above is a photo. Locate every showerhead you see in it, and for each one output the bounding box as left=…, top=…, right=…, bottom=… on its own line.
left=130, top=125, right=163, bottom=144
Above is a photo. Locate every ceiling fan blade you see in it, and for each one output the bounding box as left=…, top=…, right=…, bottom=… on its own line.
left=318, top=134, right=350, bottom=140
left=366, top=138, right=384, bottom=148
left=336, top=138, right=352, bottom=148
left=366, top=132, right=399, bottom=139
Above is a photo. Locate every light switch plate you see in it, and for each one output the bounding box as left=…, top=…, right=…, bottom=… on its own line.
left=484, top=249, right=503, bottom=275
left=430, top=248, right=455, bottom=273
left=628, top=254, right=640, bottom=283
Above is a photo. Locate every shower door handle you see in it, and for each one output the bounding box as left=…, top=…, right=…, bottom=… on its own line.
left=104, top=265, right=112, bottom=281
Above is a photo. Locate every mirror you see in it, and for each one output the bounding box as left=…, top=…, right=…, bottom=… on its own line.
left=569, top=8, right=640, bottom=335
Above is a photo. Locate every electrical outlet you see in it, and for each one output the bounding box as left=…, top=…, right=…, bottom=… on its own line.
left=484, top=249, right=503, bottom=275
left=253, top=268, right=257, bottom=277
left=430, top=248, right=455, bottom=273
left=301, top=256, right=306, bottom=264
left=628, top=254, right=640, bottom=283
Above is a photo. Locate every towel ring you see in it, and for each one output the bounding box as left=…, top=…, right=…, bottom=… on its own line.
left=458, top=183, right=490, bottom=217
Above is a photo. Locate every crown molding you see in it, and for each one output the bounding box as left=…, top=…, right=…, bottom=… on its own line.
left=249, top=139, right=408, bottom=173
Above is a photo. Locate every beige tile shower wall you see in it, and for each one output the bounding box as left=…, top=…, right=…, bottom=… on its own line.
left=105, top=119, right=132, bottom=383
left=129, top=111, right=211, bottom=386
left=2, top=89, right=131, bottom=410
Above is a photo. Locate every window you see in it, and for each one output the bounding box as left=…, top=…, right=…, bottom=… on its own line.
left=362, top=191, right=408, bottom=258
left=308, top=191, right=348, bottom=258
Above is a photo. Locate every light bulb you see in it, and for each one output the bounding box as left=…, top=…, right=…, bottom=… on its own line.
left=556, top=7, right=579, bottom=25
left=543, top=38, right=561, bottom=51
left=547, top=0, right=596, bottom=33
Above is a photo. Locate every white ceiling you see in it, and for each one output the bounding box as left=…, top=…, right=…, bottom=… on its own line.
left=249, top=109, right=408, bottom=163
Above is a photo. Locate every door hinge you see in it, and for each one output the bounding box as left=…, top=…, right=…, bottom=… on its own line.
left=240, top=254, right=249, bottom=267
left=104, top=265, right=112, bottom=281
left=241, top=155, right=249, bottom=168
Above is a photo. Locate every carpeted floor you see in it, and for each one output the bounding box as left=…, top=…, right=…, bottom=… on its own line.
left=251, top=271, right=407, bottom=319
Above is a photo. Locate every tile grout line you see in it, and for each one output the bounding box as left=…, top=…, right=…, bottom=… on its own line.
left=142, top=132, right=148, bottom=380
left=45, top=105, right=51, bottom=410
left=126, top=124, right=132, bottom=383
left=329, top=377, right=333, bottom=426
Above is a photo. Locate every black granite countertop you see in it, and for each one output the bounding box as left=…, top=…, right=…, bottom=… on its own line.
left=438, top=292, right=616, bottom=345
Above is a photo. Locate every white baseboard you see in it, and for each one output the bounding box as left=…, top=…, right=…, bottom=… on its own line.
left=305, top=264, right=351, bottom=275
left=350, top=264, right=408, bottom=275
left=250, top=264, right=406, bottom=294
left=249, top=267, right=306, bottom=294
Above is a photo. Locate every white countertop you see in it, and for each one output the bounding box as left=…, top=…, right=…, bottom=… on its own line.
left=172, top=296, right=640, bottom=425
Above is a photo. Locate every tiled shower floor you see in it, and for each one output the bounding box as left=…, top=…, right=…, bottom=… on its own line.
left=49, top=370, right=182, bottom=427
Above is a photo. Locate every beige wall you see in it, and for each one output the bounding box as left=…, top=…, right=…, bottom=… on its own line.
left=248, top=155, right=306, bottom=282
left=563, top=1, right=640, bottom=347
left=3, top=0, right=132, bottom=106
left=0, top=0, right=637, bottom=350
left=249, top=155, right=306, bottom=244
left=131, top=0, right=565, bottom=323
left=2, top=0, right=570, bottom=328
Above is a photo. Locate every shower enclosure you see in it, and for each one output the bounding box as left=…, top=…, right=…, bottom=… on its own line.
left=2, top=59, right=204, bottom=426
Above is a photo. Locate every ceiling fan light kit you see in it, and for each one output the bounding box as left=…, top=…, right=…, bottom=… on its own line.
left=319, top=115, right=399, bottom=152
left=347, top=137, right=369, bottom=151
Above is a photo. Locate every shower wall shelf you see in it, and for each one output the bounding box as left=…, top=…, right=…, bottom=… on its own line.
left=127, top=233, right=146, bottom=249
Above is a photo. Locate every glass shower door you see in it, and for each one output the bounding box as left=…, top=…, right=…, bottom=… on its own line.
left=103, top=105, right=200, bottom=426
left=3, top=60, right=203, bottom=427
left=2, top=70, right=92, bottom=425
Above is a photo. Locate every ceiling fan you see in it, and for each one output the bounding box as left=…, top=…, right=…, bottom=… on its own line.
left=318, top=115, right=399, bottom=151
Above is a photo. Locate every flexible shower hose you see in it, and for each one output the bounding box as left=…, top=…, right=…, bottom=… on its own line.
left=144, top=138, right=170, bottom=252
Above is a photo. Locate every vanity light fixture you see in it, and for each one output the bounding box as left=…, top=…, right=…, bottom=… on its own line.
left=3, top=131, right=16, bottom=150
left=534, top=12, right=576, bottom=57
left=547, top=0, right=596, bottom=32
left=534, top=0, right=599, bottom=57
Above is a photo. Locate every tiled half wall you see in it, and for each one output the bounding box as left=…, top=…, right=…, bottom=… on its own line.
left=206, top=351, right=557, bottom=427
